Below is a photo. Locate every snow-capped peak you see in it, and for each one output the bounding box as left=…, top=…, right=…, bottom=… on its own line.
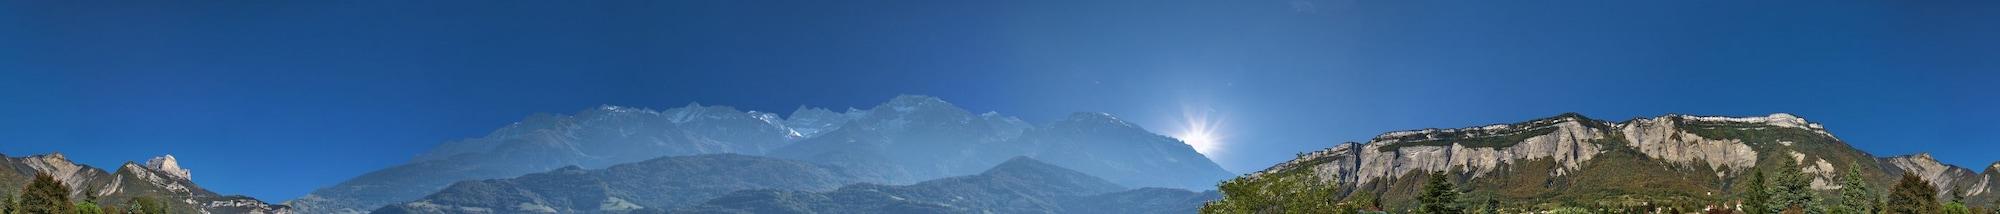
left=146, top=154, right=193, bottom=181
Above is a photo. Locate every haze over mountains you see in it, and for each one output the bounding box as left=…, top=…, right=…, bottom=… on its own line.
left=287, top=95, right=1231, bottom=213
left=1216, top=113, right=2000, bottom=211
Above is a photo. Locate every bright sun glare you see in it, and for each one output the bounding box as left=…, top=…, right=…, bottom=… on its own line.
left=1176, top=105, right=1224, bottom=155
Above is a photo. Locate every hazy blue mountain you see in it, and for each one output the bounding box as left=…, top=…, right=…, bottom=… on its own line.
left=370, top=154, right=871, bottom=214
left=677, top=157, right=1215, bottom=214
left=290, top=104, right=803, bottom=214
left=1006, top=112, right=1233, bottom=190
left=0, top=153, right=290, bottom=214
left=771, top=96, right=1231, bottom=189
left=295, top=95, right=1233, bottom=213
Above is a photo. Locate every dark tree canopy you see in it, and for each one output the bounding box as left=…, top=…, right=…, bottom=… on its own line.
left=16, top=173, right=75, bottom=214
left=1887, top=173, right=1941, bottom=214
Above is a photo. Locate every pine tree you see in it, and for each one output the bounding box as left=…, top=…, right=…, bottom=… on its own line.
left=1836, top=164, right=1877, bottom=214
left=1767, top=158, right=1823, bottom=214
left=1746, top=170, right=1773, bottom=214
left=17, top=173, right=75, bottom=214
left=1887, top=173, right=1941, bottom=214
left=1417, top=171, right=1463, bottom=214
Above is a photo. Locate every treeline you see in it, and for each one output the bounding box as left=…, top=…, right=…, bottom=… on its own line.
left=1202, top=157, right=2000, bottom=214
left=0, top=174, right=170, bottom=214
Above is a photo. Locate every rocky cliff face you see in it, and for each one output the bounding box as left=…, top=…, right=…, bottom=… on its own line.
left=1882, top=153, right=1990, bottom=197
left=1254, top=113, right=1611, bottom=185
left=0, top=153, right=290, bottom=214
left=1230, top=113, right=1999, bottom=210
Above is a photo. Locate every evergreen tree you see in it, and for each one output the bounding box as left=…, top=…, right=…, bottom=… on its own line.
left=127, top=197, right=168, bottom=214
left=1746, top=170, right=1773, bottom=214
left=1767, top=158, right=1823, bottom=214
left=1481, top=197, right=1500, bottom=214
left=1417, top=171, right=1463, bottom=214
left=1836, top=164, right=1878, bottom=214
left=17, top=173, right=75, bottom=214
left=1887, top=173, right=1941, bottom=214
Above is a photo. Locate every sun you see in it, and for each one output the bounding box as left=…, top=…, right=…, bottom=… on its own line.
left=1175, top=105, right=1225, bottom=155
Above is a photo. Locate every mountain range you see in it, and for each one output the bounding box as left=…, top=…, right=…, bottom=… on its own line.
left=674, top=157, right=1218, bottom=214
left=1217, top=113, right=1998, bottom=211
left=288, top=95, right=1232, bottom=213
left=0, top=153, right=290, bottom=213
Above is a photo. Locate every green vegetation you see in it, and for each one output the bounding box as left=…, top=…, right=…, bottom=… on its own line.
left=1764, top=158, right=1822, bottom=214
left=1835, top=162, right=1879, bottom=214
left=1203, top=170, right=1344, bottom=214
left=73, top=201, right=102, bottom=214
left=1415, top=171, right=1463, bottom=214
left=15, top=173, right=74, bottom=214
left=1888, top=174, right=1942, bottom=214
left=1745, top=170, right=1773, bottom=214
left=125, top=197, right=168, bottom=214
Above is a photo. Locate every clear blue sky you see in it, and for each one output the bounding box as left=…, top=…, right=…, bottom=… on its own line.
left=2, top=0, right=1995, bottom=202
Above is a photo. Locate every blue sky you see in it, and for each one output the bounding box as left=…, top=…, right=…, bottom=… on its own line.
left=2, top=0, right=1995, bottom=202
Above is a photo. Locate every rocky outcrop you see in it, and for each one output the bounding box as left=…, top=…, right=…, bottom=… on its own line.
left=1254, top=114, right=1608, bottom=186
left=0, top=153, right=289, bottom=214
left=1883, top=153, right=1986, bottom=197
left=145, top=154, right=193, bottom=181
left=1618, top=116, right=1761, bottom=176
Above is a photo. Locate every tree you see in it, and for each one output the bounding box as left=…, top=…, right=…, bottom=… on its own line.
left=1745, top=170, right=1773, bottom=214
left=1481, top=197, right=1500, bottom=214
left=74, top=201, right=104, bottom=214
left=1766, top=158, right=1823, bottom=214
left=1417, top=171, right=1463, bottom=214
left=1281, top=176, right=1339, bottom=214
left=17, top=173, right=75, bottom=214
left=1946, top=202, right=1973, bottom=214
left=1835, top=164, right=1878, bottom=214
left=0, top=194, right=14, bottom=214
left=130, top=197, right=169, bottom=214
left=1887, top=173, right=1941, bottom=214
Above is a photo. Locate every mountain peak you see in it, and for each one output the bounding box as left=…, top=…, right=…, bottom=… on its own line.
left=888, top=94, right=947, bottom=105
left=146, top=154, right=193, bottom=180
left=41, top=152, right=68, bottom=162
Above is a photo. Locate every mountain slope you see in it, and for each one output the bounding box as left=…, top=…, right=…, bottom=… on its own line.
left=1213, top=113, right=1999, bottom=212
left=297, top=95, right=1234, bottom=213
left=677, top=157, right=1206, bottom=214
left=288, top=104, right=803, bottom=214
left=0, top=153, right=290, bottom=214
left=370, top=154, right=869, bottom=214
